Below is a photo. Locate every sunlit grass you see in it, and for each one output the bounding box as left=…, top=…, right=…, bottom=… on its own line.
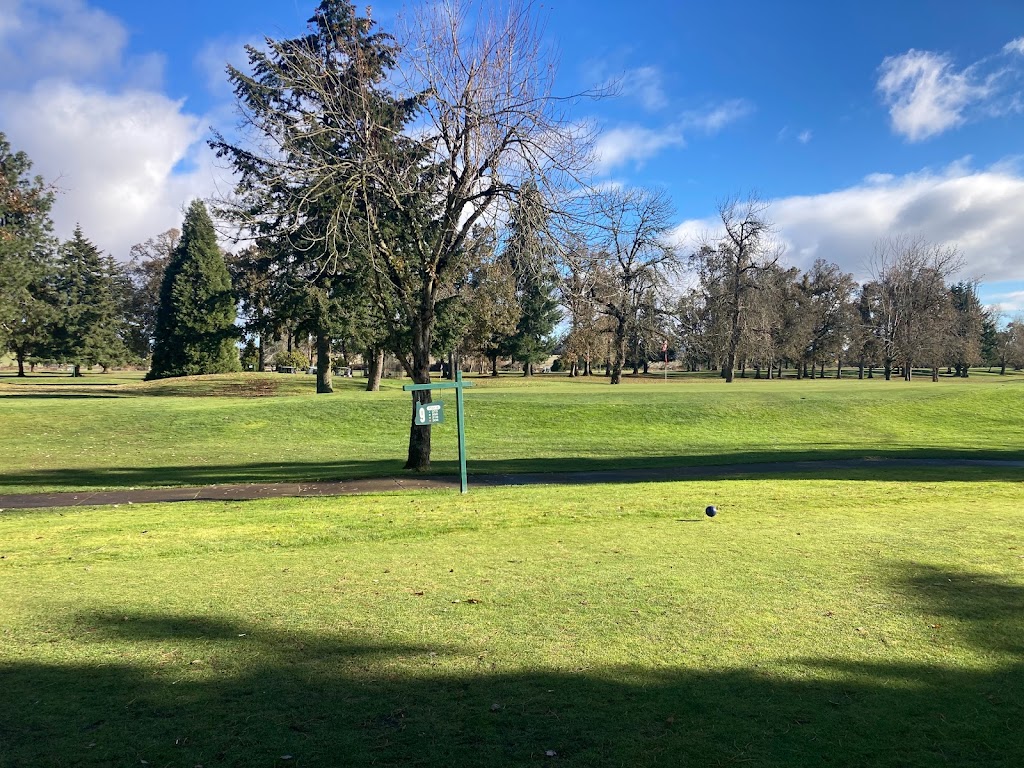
left=1, top=371, right=1022, bottom=494
left=2, top=471, right=1022, bottom=766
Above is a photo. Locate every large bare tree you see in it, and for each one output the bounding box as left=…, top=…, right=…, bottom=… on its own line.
left=870, top=236, right=962, bottom=381
left=571, top=187, right=679, bottom=384
left=692, top=196, right=781, bottom=383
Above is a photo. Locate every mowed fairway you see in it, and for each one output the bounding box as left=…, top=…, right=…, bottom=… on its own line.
left=1, top=371, right=1022, bottom=494
left=1, top=473, right=1022, bottom=766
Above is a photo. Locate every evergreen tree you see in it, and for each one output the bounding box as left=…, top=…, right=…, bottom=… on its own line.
left=0, top=132, right=57, bottom=375
left=148, top=200, right=240, bottom=379
left=949, top=281, right=985, bottom=377
left=50, top=227, right=127, bottom=376
left=500, top=182, right=560, bottom=376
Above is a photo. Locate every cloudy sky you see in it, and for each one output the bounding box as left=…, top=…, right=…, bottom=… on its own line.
left=2, top=0, right=1023, bottom=312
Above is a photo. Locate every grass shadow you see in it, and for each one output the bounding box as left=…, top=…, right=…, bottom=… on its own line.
left=2, top=563, right=1021, bottom=766
left=0, top=448, right=1021, bottom=496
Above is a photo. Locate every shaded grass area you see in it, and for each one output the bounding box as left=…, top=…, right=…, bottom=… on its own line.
left=1, top=474, right=1022, bottom=766
left=1, top=373, right=1022, bottom=494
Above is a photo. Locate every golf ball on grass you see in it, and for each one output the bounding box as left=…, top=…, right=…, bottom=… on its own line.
left=705, top=505, right=717, bottom=517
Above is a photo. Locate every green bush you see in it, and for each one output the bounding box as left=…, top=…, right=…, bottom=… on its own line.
left=275, top=349, right=310, bottom=369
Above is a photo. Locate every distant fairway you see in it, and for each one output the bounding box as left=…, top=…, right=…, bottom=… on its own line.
left=1, top=473, right=1022, bottom=766
left=1, top=370, right=1022, bottom=494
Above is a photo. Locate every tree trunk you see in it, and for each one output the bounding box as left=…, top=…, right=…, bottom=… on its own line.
left=883, top=361, right=891, bottom=381
left=72, top=364, right=82, bottom=378
left=610, top=318, right=627, bottom=384
left=836, top=359, right=842, bottom=379
left=16, top=349, right=26, bottom=377
left=490, top=354, right=499, bottom=377
left=857, top=360, right=864, bottom=380
left=931, top=366, right=939, bottom=382
left=315, top=328, right=333, bottom=394
left=258, top=335, right=266, bottom=372
left=523, top=360, right=532, bottom=377
left=366, top=347, right=384, bottom=392
left=642, top=359, right=649, bottom=375
left=404, top=312, right=434, bottom=470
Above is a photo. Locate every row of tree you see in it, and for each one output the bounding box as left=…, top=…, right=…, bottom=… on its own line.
left=0, top=137, right=240, bottom=378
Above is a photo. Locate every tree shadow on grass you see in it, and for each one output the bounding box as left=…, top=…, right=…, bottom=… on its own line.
left=1, top=564, right=1022, bottom=766
left=0, top=393, right=123, bottom=399
left=1, top=448, right=1021, bottom=496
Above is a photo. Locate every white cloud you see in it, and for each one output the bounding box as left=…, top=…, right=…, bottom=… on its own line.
left=0, top=0, right=237, bottom=257
left=681, top=99, right=754, bottom=134
left=0, top=0, right=128, bottom=85
left=592, top=124, right=685, bottom=174
left=876, top=50, right=989, bottom=141
left=875, top=40, right=1024, bottom=141
left=797, top=129, right=813, bottom=144
left=1004, top=38, right=1024, bottom=56
left=621, top=66, right=667, bottom=111
left=673, top=160, right=1024, bottom=284
left=988, top=289, right=1024, bottom=314
left=1, top=80, right=222, bottom=258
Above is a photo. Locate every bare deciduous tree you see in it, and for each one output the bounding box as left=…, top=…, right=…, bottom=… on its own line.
left=575, top=187, right=680, bottom=384
left=870, top=236, right=962, bottom=381
left=692, top=196, right=781, bottom=383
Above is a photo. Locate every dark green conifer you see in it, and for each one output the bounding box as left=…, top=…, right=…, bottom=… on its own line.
left=50, top=227, right=127, bottom=376
left=148, top=200, right=240, bottom=379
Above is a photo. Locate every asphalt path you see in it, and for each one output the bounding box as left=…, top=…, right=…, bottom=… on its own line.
left=1, top=458, right=1021, bottom=510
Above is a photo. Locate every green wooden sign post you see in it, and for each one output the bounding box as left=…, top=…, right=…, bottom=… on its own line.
left=403, top=369, right=474, bottom=493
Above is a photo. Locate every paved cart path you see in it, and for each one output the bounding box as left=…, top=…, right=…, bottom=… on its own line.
left=1, top=458, right=1021, bottom=510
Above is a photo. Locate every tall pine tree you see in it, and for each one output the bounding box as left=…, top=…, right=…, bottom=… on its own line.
left=50, top=227, right=127, bottom=376
left=148, top=200, right=240, bottom=379
left=500, top=182, right=560, bottom=376
left=0, top=132, right=57, bottom=375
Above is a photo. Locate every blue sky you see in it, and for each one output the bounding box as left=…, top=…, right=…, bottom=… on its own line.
left=2, top=0, right=1023, bottom=312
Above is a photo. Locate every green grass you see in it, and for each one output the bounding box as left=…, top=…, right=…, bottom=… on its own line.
left=2, top=470, right=1022, bottom=766
left=1, top=371, right=1022, bottom=494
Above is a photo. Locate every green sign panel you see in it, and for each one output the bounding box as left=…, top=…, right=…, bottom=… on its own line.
left=414, top=401, right=444, bottom=425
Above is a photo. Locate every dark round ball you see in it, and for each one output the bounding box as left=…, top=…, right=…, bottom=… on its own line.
left=705, top=505, right=718, bottom=517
